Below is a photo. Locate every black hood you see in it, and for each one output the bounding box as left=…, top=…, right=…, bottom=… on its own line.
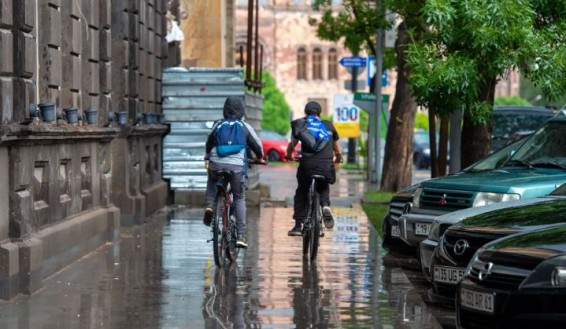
left=223, top=96, right=245, bottom=120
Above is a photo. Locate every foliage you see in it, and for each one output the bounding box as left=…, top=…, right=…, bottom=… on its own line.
left=261, top=71, right=291, bottom=135
left=407, top=0, right=566, bottom=123
left=494, top=96, right=531, bottom=106
left=521, top=77, right=566, bottom=109
left=361, top=191, right=395, bottom=236
left=310, top=0, right=396, bottom=68
left=414, top=112, right=429, bottom=131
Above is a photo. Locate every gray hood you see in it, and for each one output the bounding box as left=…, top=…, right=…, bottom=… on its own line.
left=223, top=96, right=245, bottom=120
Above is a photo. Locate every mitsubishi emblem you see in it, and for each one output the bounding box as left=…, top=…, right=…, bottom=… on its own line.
left=479, top=262, right=494, bottom=281
left=453, top=239, right=469, bottom=256
left=439, top=194, right=447, bottom=205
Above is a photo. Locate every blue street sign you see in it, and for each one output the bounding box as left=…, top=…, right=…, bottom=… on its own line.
left=339, top=56, right=367, bottom=68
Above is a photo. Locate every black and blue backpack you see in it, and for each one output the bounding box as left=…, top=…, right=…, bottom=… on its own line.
left=291, top=115, right=330, bottom=153
left=215, top=119, right=247, bottom=157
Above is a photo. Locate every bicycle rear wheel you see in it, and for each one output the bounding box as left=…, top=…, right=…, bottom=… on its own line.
left=309, top=192, right=321, bottom=262
left=212, top=196, right=226, bottom=267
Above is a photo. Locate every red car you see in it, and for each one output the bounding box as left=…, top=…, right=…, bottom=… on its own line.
left=259, top=130, right=300, bottom=162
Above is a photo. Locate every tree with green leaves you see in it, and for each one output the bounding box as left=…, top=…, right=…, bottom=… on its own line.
left=311, top=0, right=425, bottom=191
left=261, top=71, right=292, bottom=135
left=407, top=0, right=566, bottom=168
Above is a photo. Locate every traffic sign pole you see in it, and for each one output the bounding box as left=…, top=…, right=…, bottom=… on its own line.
left=373, top=0, right=385, bottom=186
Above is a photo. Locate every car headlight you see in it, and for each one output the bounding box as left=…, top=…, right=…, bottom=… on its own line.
left=520, top=255, right=566, bottom=289
left=423, top=148, right=430, bottom=156
left=413, top=187, right=423, bottom=207
left=472, top=192, right=520, bottom=207
left=428, top=220, right=441, bottom=242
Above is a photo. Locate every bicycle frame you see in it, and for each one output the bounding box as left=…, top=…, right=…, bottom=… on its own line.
left=302, top=175, right=326, bottom=262
left=211, top=171, right=239, bottom=267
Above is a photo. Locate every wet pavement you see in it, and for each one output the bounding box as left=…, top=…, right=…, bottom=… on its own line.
left=0, top=165, right=451, bottom=329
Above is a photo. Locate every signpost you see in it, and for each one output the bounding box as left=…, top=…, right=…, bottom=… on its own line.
left=354, top=92, right=389, bottom=184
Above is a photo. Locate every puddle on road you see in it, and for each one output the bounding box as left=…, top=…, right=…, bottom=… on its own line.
left=0, top=206, right=445, bottom=329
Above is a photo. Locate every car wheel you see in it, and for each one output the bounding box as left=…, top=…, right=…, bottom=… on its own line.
left=267, top=149, right=281, bottom=162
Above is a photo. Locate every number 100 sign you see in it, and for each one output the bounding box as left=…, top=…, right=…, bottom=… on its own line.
left=334, top=106, right=359, bottom=123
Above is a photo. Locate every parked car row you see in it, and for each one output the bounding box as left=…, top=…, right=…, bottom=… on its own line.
left=382, top=109, right=566, bottom=329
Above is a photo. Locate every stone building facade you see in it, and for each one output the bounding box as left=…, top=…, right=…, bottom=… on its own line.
left=0, top=0, right=169, bottom=300
left=233, top=1, right=397, bottom=121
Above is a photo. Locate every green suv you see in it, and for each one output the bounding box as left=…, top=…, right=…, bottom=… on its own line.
left=398, top=109, right=566, bottom=249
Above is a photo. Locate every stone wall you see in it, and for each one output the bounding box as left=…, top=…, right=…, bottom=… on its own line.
left=0, top=0, right=169, bottom=300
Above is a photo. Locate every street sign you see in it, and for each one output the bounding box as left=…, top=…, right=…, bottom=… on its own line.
left=339, top=56, right=367, bottom=68
left=354, top=92, right=389, bottom=116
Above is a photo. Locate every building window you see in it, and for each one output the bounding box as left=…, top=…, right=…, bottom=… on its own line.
left=308, top=98, right=328, bottom=116
left=328, top=48, right=338, bottom=80
left=312, top=48, right=322, bottom=80
left=297, top=47, right=307, bottom=80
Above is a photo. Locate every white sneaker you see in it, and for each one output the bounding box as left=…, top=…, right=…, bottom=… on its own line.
left=322, top=206, right=334, bottom=229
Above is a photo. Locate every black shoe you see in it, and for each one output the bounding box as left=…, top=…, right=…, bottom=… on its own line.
left=236, top=235, right=248, bottom=248
left=203, top=206, right=213, bottom=226
left=322, top=206, right=335, bottom=229
left=288, top=225, right=302, bottom=236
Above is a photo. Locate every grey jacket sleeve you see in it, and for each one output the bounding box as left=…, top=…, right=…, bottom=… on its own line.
left=244, top=122, right=264, bottom=158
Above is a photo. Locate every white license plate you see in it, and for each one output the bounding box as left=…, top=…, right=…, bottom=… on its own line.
left=460, top=288, right=495, bottom=314
left=433, top=266, right=465, bottom=284
left=414, top=223, right=431, bottom=236
left=391, top=225, right=400, bottom=237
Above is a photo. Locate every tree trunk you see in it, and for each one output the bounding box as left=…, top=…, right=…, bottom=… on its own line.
left=461, top=78, right=496, bottom=168
left=428, top=108, right=438, bottom=178
left=438, top=115, right=449, bottom=176
left=380, top=22, right=417, bottom=192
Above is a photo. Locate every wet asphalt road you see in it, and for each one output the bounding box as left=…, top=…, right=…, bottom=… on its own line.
left=0, top=165, right=453, bottom=329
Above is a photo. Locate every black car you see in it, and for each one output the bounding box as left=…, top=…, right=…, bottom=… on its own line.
left=381, top=184, right=417, bottom=251
left=430, top=184, right=566, bottom=305
left=413, top=130, right=433, bottom=169
left=457, top=224, right=566, bottom=329
left=491, top=105, right=556, bottom=151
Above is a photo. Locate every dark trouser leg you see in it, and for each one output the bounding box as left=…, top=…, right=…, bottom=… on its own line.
left=293, top=166, right=310, bottom=224
left=317, top=179, right=330, bottom=207
left=230, top=170, right=246, bottom=235
left=205, top=170, right=218, bottom=206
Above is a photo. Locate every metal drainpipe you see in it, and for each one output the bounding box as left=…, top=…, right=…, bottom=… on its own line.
left=35, top=0, right=39, bottom=106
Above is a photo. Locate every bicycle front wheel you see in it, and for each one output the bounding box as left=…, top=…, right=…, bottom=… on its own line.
left=212, top=196, right=226, bottom=267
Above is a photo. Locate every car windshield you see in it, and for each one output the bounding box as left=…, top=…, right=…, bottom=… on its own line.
left=506, top=121, right=566, bottom=168
left=464, top=137, right=528, bottom=172
left=260, top=131, right=286, bottom=141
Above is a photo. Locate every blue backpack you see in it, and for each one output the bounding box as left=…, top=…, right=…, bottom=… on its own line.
left=291, top=115, right=330, bottom=153
left=215, top=119, right=247, bottom=157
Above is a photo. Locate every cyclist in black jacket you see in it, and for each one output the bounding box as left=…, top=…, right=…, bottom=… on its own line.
left=285, top=101, right=343, bottom=236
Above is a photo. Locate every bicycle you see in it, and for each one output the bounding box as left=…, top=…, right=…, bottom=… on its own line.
left=208, top=159, right=265, bottom=267
left=209, top=169, right=240, bottom=268
left=302, top=174, right=327, bottom=262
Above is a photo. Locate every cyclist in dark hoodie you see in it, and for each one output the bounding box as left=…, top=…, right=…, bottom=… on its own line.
left=203, top=96, right=265, bottom=248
